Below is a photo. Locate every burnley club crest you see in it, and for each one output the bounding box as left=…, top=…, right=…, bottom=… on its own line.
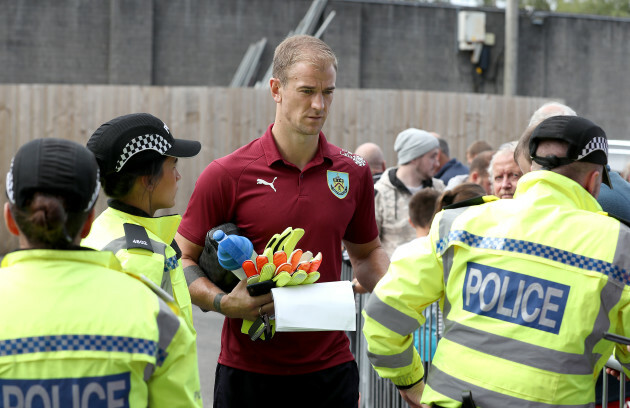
left=327, top=170, right=349, bottom=199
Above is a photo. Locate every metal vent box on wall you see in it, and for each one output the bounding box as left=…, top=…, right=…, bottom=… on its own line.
left=458, top=11, right=486, bottom=51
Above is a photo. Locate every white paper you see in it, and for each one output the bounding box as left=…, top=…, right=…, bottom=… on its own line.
left=272, top=281, right=356, bottom=332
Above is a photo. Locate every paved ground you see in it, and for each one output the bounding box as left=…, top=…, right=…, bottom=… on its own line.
left=192, top=306, right=223, bottom=407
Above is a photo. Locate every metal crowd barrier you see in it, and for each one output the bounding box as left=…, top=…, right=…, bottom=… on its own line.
left=342, top=263, right=629, bottom=408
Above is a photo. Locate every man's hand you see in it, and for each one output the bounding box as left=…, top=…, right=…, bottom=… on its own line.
left=177, top=232, right=274, bottom=319
left=352, top=278, right=368, bottom=294
left=398, top=381, right=426, bottom=408
left=220, top=279, right=274, bottom=320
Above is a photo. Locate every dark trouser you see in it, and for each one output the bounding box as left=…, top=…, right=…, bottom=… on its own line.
left=213, top=361, right=359, bottom=408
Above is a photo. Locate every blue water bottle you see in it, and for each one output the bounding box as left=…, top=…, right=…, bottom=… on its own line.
left=213, top=230, right=256, bottom=280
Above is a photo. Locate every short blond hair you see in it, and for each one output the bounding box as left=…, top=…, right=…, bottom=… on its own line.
left=272, top=35, right=338, bottom=85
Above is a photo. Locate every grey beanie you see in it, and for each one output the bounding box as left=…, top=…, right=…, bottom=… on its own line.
left=394, top=128, right=439, bottom=165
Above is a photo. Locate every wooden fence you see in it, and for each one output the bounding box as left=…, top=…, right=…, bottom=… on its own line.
left=0, top=84, right=550, bottom=254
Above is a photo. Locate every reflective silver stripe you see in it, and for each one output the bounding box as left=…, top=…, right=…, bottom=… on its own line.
left=613, top=225, right=630, bottom=287
left=144, top=363, right=155, bottom=381
left=436, top=209, right=466, bottom=325
left=365, top=293, right=418, bottom=336
left=437, top=208, right=467, bottom=283
left=436, top=208, right=467, bottom=246
left=367, top=343, right=414, bottom=369
left=443, top=321, right=594, bottom=375
left=102, top=236, right=172, bottom=296
left=584, top=224, right=629, bottom=368
left=101, top=236, right=128, bottom=254
left=155, top=298, right=181, bottom=367
left=427, top=365, right=593, bottom=408
left=101, top=236, right=168, bottom=258
left=160, top=264, right=173, bottom=296
left=585, top=278, right=622, bottom=366
left=441, top=247, right=455, bottom=285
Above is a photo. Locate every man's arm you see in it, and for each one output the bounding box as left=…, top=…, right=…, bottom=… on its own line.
left=343, top=237, right=389, bottom=293
left=362, top=235, right=442, bottom=395
left=176, top=232, right=273, bottom=321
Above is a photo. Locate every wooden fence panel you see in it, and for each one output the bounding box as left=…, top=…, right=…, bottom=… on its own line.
left=0, top=84, right=549, bottom=254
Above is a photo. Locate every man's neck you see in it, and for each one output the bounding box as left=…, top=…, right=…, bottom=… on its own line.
left=396, top=165, right=428, bottom=188
left=271, top=123, right=319, bottom=170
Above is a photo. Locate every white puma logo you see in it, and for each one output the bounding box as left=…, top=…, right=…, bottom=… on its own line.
left=257, top=177, right=277, bottom=192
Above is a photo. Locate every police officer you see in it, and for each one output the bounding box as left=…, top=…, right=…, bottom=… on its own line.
left=1, top=138, right=202, bottom=407
left=363, top=116, right=630, bottom=407
left=82, top=113, right=201, bottom=334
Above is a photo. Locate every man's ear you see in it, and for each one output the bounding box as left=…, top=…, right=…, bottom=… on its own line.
left=584, top=169, right=602, bottom=198
left=270, top=77, right=282, bottom=103
left=4, top=202, right=20, bottom=236
left=79, top=208, right=96, bottom=239
left=469, top=171, right=479, bottom=183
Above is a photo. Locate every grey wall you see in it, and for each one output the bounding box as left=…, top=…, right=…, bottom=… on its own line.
left=1, top=0, right=629, bottom=138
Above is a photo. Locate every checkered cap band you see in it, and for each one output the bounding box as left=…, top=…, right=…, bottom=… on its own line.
left=437, top=229, right=630, bottom=286
left=577, top=136, right=608, bottom=161
left=0, top=334, right=158, bottom=358
left=5, top=158, right=15, bottom=204
left=5, top=158, right=99, bottom=211
left=115, top=134, right=172, bottom=172
left=85, top=167, right=100, bottom=211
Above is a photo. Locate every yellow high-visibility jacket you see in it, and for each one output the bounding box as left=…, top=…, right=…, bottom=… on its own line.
left=0, top=249, right=202, bottom=407
left=363, top=171, right=630, bottom=407
left=82, top=202, right=194, bottom=334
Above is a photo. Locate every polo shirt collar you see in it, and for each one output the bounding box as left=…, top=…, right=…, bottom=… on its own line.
left=261, top=124, right=333, bottom=169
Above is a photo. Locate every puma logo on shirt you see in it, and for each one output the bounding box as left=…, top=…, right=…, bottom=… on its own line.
left=257, top=177, right=277, bottom=192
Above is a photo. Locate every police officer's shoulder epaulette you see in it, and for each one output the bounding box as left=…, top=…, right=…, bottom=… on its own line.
left=443, top=195, right=499, bottom=210
left=171, top=238, right=182, bottom=260
left=598, top=211, right=630, bottom=229
left=123, top=223, right=154, bottom=252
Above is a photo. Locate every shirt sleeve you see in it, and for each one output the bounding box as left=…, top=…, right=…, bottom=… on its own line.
left=178, top=161, right=236, bottom=246
left=362, top=231, right=444, bottom=387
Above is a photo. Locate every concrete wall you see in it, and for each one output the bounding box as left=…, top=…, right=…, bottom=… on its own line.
left=1, top=0, right=629, bottom=138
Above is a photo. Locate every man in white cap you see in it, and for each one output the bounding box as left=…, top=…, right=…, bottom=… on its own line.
left=374, top=128, right=443, bottom=257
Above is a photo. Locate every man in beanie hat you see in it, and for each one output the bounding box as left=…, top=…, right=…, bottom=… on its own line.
left=374, top=128, right=443, bottom=256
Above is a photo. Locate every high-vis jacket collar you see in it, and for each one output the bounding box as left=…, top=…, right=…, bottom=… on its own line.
left=1, top=248, right=123, bottom=271
left=514, top=170, right=602, bottom=213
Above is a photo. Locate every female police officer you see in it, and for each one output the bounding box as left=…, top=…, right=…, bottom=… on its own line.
left=82, top=113, right=201, bottom=333
left=0, top=138, right=201, bottom=406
